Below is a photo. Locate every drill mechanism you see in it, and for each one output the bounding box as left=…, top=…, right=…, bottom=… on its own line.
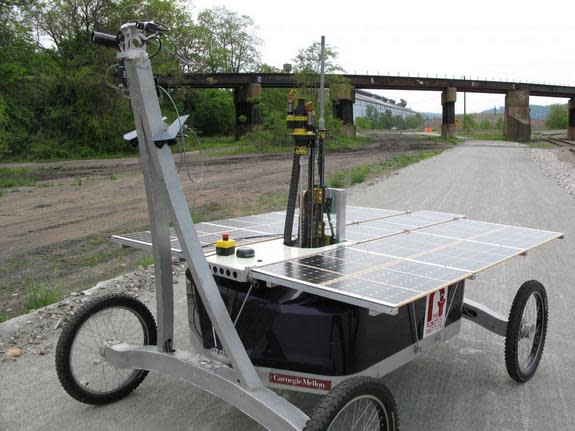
left=283, top=90, right=337, bottom=248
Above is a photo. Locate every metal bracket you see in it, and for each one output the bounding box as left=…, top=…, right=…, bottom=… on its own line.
left=123, top=114, right=189, bottom=147
left=462, top=298, right=508, bottom=337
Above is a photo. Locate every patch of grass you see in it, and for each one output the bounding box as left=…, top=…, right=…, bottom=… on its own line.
left=210, top=144, right=291, bottom=157
left=257, top=191, right=287, bottom=211
left=458, top=131, right=506, bottom=141
left=191, top=201, right=235, bottom=223
left=75, top=246, right=128, bottom=267
left=26, top=282, right=61, bottom=311
left=174, top=135, right=239, bottom=155
left=381, top=150, right=443, bottom=171
left=328, top=171, right=347, bottom=188
left=0, top=233, right=146, bottom=320
left=86, top=236, right=107, bottom=246
left=427, top=136, right=461, bottom=145
left=328, top=150, right=444, bottom=189
left=528, top=141, right=558, bottom=148
left=350, top=165, right=372, bottom=184
left=326, top=135, right=372, bottom=151
left=137, top=256, right=154, bottom=267
left=0, top=313, right=7, bottom=323
left=206, top=135, right=373, bottom=157
left=109, top=174, right=118, bottom=180
left=0, top=167, right=44, bottom=192
left=191, top=192, right=288, bottom=224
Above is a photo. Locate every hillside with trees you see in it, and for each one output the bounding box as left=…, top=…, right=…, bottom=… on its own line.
left=1, top=0, right=335, bottom=161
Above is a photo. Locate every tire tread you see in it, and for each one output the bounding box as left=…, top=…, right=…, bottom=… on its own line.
left=55, top=293, right=157, bottom=405
left=504, top=280, right=548, bottom=383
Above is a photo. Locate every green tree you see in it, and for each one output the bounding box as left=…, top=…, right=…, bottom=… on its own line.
left=0, top=0, right=267, bottom=159
left=382, top=110, right=393, bottom=129
left=194, top=6, right=261, bottom=73
left=188, top=89, right=234, bottom=136
left=365, top=105, right=379, bottom=128
left=463, top=114, right=476, bottom=130
left=355, top=117, right=371, bottom=130
left=479, top=119, right=492, bottom=130
left=292, top=41, right=344, bottom=74
left=495, top=117, right=504, bottom=129
left=545, top=104, right=568, bottom=129
left=404, top=114, right=423, bottom=130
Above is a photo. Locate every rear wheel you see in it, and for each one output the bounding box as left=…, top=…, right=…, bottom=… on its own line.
left=304, top=377, right=399, bottom=431
left=505, top=280, right=548, bottom=383
left=55, top=294, right=157, bottom=404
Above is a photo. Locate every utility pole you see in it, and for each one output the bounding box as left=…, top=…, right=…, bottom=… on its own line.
left=463, top=76, right=468, bottom=132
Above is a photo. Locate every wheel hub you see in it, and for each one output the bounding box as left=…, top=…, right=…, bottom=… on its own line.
left=519, top=323, right=536, bottom=339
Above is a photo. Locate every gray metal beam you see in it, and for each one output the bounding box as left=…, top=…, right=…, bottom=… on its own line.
left=463, top=298, right=508, bottom=337
left=158, top=73, right=575, bottom=98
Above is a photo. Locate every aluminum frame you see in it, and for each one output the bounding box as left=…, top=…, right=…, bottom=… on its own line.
left=103, top=23, right=308, bottom=431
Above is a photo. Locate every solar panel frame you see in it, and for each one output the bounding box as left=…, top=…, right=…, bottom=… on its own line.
left=250, top=215, right=562, bottom=313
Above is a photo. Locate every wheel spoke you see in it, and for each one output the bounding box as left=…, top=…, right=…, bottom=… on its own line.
left=517, top=293, right=543, bottom=372
left=70, top=306, right=145, bottom=395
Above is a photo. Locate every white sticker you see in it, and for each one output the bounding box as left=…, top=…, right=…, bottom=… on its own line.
left=423, top=287, right=449, bottom=338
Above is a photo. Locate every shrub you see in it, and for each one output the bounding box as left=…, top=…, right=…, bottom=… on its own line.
left=26, top=282, right=61, bottom=310
left=545, top=104, right=568, bottom=129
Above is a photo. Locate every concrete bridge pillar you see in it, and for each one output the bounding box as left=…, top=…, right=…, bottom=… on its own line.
left=233, top=83, right=261, bottom=139
left=504, top=89, right=531, bottom=142
left=568, top=98, right=575, bottom=140
left=330, top=83, right=356, bottom=137
left=441, top=87, right=457, bottom=138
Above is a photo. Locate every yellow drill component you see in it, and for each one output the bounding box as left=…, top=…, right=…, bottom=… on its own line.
left=313, top=187, right=324, bottom=203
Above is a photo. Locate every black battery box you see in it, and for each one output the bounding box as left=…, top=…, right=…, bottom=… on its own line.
left=188, top=271, right=464, bottom=376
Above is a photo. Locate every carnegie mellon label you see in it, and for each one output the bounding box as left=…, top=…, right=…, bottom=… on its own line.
left=269, top=372, right=332, bottom=391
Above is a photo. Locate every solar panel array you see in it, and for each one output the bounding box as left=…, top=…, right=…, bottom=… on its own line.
left=112, top=206, right=562, bottom=313
left=110, top=205, right=409, bottom=259
left=251, top=216, right=562, bottom=313
left=111, top=211, right=295, bottom=259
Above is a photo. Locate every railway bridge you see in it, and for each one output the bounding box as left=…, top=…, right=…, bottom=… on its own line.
left=159, top=73, right=575, bottom=142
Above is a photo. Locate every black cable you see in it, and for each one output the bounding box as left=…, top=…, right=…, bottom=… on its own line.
left=190, top=284, right=203, bottom=340
left=146, top=35, right=162, bottom=59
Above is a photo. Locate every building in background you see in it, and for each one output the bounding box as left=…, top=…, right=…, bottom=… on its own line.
left=354, top=89, right=417, bottom=120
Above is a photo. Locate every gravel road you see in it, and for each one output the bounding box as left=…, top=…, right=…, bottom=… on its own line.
left=2, top=140, right=574, bottom=431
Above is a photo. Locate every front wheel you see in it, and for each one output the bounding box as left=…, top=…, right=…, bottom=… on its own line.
left=505, top=280, right=548, bottom=383
left=304, top=377, right=399, bottom=431
left=55, top=294, right=157, bottom=404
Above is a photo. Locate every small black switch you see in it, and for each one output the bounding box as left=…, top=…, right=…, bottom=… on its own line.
left=236, top=247, right=255, bottom=258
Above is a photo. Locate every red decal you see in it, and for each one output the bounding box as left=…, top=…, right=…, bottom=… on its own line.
left=427, top=291, right=436, bottom=321
left=424, top=287, right=449, bottom=338
left=269, top=372, right=332, bottom=391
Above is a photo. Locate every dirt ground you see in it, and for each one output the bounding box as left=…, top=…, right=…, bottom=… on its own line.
left=0, top=132, right=450, bottom=319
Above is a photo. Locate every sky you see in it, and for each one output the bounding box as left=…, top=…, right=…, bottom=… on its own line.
left=189, top=0, right=574, bottom=114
